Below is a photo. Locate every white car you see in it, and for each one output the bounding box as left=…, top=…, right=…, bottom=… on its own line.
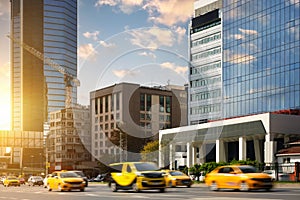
left=263, top=170, right=290, bottom=181
left=43, top=174, right=51, bottom=188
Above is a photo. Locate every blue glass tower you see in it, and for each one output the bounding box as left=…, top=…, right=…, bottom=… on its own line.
left=10, top=0, right=77, bottom=131
left=223, top=0, right=300, bottom=118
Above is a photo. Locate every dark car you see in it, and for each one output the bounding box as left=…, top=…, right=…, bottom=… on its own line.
left=28, top=176, right=44, bottom=186
left=69, top=171, right=88, bottom=187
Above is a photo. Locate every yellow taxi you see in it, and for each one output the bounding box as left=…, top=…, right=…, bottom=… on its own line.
left=205, top=165, right=273, bottom=191
left=3, top=176, right=20, bottom=187
left=109, top=162, right=166, bottom=192
left=46, top=171, right=85, bottom=192
left=163, top=170, right=193, bottom=188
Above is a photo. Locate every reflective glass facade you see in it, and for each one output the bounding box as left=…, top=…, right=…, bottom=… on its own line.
left=223, top=0, right=300, bottom=118
left=44, top=0, right=78, bottom=114
left=10, top=0, right=77, bottom=131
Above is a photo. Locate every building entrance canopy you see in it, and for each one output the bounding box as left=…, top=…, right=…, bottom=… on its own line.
left=161, top=121, right=266, bottom=144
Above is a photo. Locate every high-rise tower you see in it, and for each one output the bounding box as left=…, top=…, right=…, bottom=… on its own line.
left=10, top=0, right=78, bottom=131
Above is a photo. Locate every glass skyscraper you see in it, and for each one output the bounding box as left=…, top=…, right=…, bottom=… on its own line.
left=10, top=0, right=77, bottom=131
left=223, top=0, right=300, bottom=118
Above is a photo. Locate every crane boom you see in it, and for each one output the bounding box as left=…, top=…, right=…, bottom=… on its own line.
left=8, top=34, right=80, bottom=108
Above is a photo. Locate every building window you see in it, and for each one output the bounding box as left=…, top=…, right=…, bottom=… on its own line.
left=166, top=96, right=171, bottom=113
left=111, top=94, right=114, bottom=111
left=100, top=97, right=103, bottom=114
left=140, top=94, right=145, bottom=110
left=116, top=93, right=120, bottom=110
left=159, top=96, right=164, bottom=112
left=105, top=96, right=109, bottom=113
left=146, top=94, right=152, bottom=111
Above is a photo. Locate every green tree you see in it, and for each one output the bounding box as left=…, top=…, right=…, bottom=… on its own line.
left=140, top=140, right=159, bottom=163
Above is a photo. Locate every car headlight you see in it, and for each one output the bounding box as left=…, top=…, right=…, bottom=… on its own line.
left=135, top=172, right=145, bottom=177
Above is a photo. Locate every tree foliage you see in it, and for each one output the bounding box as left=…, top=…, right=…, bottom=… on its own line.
left=140, top=140, right=159, bottom=162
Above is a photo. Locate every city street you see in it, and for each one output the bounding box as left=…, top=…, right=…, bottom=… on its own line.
left=0, top=183, right=299, bottom=200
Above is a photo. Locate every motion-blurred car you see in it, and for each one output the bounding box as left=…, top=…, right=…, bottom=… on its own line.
left=43, top=174, right=51, bottom=188
left=205, top=165, right=273, bottom=191
left=28, top=176, right=44, bottom=186
left=47, top=171, right=85, bottom=192
left=3, top=176, right=20, bottom=187
left=18, top=177, right=26, bottom=185
left=69, top=171, right=88, bottom=187
left=262, top=170, right=290, bottom=181
left=0, top=176, right=6, bottom=185
left=163, top=170, right=193, bottom=187
left=109, top=162, right=166, bottom=192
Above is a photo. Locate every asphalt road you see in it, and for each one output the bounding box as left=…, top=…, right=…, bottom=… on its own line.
left=0, top=183, right=299, bottom=200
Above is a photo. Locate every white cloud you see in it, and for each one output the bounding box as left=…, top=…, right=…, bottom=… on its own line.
left=83, top=31, right=100, bottom=41
left=160, top=62, right=187, bottom=75
left=239, top=28, right=258, bottom=35
left=138, top=51, right=157, bottom=59
left=129, top=27, right=175, bottom=49
left=233, top=34, right=244, bottom=40
left=112, top=69, right=138, bottom=78
left=95, top=0, right=194, bottom=26
left=95, top=0, right=118, bottom=7
left=95, top=0, right=143, bottom=14
left=99, top=40, right=116, bottom=48
left=289, top=0, right=300, bottom=6
left=143, top=0, right=194, bottom=26
left=230, top=53, right=256, bottom=64
left=78, top=44, right=97, bottom=60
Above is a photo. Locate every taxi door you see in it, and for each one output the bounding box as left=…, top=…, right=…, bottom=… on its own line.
left=120, top=164, right=136, bottom=186
left=222, top=167, right=240, bottom=189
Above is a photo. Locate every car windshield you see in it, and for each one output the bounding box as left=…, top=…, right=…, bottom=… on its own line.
left=169, top=171, right=184, bottom=176
left=134, top=163, right=159, bottom=171
left=33, top=176, right=43, bottom=180
left=60, top=172, right=79, bottom=178
left=74, top=171, right=85, bottom=177
left=238, top=166, right=257, bottom=173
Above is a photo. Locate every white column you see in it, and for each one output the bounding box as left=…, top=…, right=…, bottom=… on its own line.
left=254, top=139, right=262, bottom=163
left=216, top=140, right=226, bottom=162
left=169, top=144, right=173, bottom=169
left=239, top=137, right=247, bottom=161
left=264, top=133, right=277, bottom=163
left=187, top=142, right=193, bottom=168
left=159, top=141, right=163, bottom=168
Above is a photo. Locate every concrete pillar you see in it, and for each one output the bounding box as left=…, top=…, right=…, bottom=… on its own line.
left=216, top=139, right=226, bottom=162
left=187, top=142, right=193, bottom=168
left=169, top=144, right=173, bottom=169
left=264, top=133, right=277, bottom=163
left=239, top=137, right=247, bottom=161
left=254, top=139, right=262, bottom=163
left=159, top=141, right=163, bottom=168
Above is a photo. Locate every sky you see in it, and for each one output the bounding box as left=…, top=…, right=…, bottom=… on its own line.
left=0, top=0, right=195, bottom=130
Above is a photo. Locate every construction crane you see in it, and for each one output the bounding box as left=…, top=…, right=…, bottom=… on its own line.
left=7, top=34, right=80, bottom=108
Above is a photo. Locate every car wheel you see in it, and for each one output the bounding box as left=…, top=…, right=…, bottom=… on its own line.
left=80, top=188, right=85, bottom=192
left=47, top=184, right=52, bottom=191
left=209, top=181, right=219, bottom=191
left=168, top=181, right=174, bottom=188
left=132, top=182, right=140, bottom=193
left=187, top=184, right=191, bottom=188
left=110, top=182, right=118, bottom=192
left=58, top=184, right=63, bottom=192
left=240, top=182, right=249, bottom=192
left=159, top=188, right=165, bottom=193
